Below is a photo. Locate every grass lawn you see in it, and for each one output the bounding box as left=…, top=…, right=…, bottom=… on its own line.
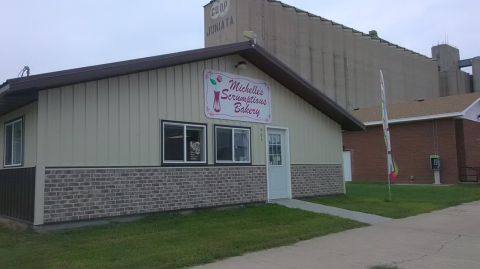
left=306, top=182, right=480, bottom=219
left=0, top=204, right=365, bottom=269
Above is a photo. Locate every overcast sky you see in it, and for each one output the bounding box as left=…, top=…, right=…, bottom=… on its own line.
left=1, top=0, right=478, bottom=83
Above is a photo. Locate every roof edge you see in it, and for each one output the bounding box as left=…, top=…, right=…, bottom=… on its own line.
left=364, top=112, right=464, bottom=126
left=1, top=41, right=254, bottom=97
left=247, top=44, right=365, bottom=131
left=461, top=97, right=480, bottom=115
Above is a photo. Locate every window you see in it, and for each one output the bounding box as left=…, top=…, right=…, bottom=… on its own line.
left=268, top=133, right=282, bottom=166
left=4, top=117, right=23, bottom=167
left=215, top=126, right=251, bottom=164
left=162, top=121, right=207, bottom=164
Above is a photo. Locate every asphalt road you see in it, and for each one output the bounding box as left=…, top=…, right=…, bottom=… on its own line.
left=194, top=201, right=480, bottom=269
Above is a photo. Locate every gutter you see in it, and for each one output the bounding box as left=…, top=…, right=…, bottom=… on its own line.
left=363, top=112, right=464, bottom=126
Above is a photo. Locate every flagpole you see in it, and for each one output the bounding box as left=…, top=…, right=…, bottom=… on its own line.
left=380, top=70, right=394, bottom=201
left=387, top=151, right=392, bottom=201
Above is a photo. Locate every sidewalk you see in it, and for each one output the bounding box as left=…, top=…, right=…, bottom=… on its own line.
left=272, top=199, right=392, bottom=225
left=194, top=201, right=480, bottom=269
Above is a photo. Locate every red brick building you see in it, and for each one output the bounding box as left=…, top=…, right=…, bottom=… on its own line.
left=344, top=93, right=480, bottom=184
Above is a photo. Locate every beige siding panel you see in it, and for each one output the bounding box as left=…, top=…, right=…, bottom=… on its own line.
left=158, top=69, right=168, bottom=120
left=108, top=77, right=120, bottom=165
left=73, top=84, right=86, bottom=165
left=60, top=86, right=74, bottom=166
left=118, top=76, right=130, bottom=165
left=174, top=65, right=184, bottom=121
left=148, top=70, right=160, bottom=165
left=190, top=63, right=200, bottom=123
left=46, top=88, right=61, bottom=166
left=0, top=102, right=38, bottom=169
left=139, top=72, right=150, bottom=165
left=97, top=79, right=109, bottom=164
left=85, top=82, right=98, bottom=166
left=166, top=67, right=175, bottom=121
left=41, top=56, right=342, bottom=167
left=182, top=64, right=192, bottom=123
left=26, top=102, right=38, bottom=168
left=34, top=93, right=47, bottom=225
left=129, top=73, right=140, bottom=163
left=196, top=61, right=206, bottom=123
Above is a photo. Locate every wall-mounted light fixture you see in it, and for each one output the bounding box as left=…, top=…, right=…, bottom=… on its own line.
left=235, top=61, right=247, bottom=70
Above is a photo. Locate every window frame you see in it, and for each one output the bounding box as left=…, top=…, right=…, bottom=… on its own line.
left=161, top=120, right=208, bottom=166
left=214, top=125, right=252, bottom=166
left=3, top=116, right=24, bottom=168
left=268, top=133, right=284, bottom=167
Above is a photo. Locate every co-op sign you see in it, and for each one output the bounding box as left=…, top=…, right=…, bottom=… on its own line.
left=210, top=0, right=230, bottom=19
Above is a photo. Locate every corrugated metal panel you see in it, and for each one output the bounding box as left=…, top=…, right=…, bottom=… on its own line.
left=204, top=0, right=440, bottom=109
left=0, top=102, right=38, bottom=169
left=0, top=167, right=35, bottom=223
left=40, top=55, right=342, bottom=167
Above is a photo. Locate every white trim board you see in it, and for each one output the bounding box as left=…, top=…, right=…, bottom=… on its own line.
left=265, top=125, right=292, bottom=201
left=364, top=112, right=463, bottom=126
left=363, top=97, right=480, bottom=126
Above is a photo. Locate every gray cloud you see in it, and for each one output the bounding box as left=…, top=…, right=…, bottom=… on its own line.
left=1, top=0, right=478, bottom=82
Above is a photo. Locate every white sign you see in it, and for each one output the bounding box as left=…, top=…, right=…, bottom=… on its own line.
left=210, top=0, right=230, bottom=20
left=204, top=69, right=272, bottom=123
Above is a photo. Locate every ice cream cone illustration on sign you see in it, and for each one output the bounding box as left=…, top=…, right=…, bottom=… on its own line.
left=210, top=75, right=222, bottom=112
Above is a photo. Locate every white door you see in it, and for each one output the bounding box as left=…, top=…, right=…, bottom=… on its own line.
left=267, top=128, right=290, bottom=200
left=343, top=151, right=352, bottom=182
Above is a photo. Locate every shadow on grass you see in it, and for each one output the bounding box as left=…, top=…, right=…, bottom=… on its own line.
left=0, top=204, right=366, bottom=269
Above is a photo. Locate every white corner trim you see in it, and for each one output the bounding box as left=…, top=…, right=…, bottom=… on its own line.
left=364, top=112, right=464, bottom=126
left=461, top=97, right=480, bottom=115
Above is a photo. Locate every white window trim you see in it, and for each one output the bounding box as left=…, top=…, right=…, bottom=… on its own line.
left=162, top=121, right=207, bottom=164
left=215, top=126, right=251, bottom=164
left=4, top=118, right=23, bottom=168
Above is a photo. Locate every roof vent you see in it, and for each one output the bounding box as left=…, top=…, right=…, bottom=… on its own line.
left=18, top=66, right=30, bottom=77
left=369, top=30, right=378, bottom=38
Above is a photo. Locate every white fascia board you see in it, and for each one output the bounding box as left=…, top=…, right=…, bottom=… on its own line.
left=363, top=112, right=464, bottom=126
left=461, top=97, right=480, bottom=115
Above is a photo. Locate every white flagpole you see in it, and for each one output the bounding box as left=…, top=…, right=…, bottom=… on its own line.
left=380, top=70, right=392, bottom=201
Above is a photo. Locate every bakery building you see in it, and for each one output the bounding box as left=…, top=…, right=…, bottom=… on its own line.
left=0, top=41, right=364, bottom=226
left=343, top=92, right=480, bottom=184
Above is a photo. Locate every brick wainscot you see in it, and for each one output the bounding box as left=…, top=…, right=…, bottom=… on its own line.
left=291, top=165, right=344, bottom=198
left=44, top=165, right=344, bottom=223
left=44, top=166, right=267, bottom=223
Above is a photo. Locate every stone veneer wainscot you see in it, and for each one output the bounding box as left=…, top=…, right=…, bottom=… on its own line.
left=291, top=165, right=344, bottom=198
left=44, top=166, right=267, bottom=223
left=43, top=164, right=344, bottom=223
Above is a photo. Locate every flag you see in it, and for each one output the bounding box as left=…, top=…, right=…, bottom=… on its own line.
left=380, top=71, right=398, bottom=183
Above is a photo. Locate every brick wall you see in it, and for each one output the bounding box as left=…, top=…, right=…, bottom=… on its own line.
left=461, top=119, right=480, bottom=168
left=43, top=166, right=267, bottom=223
left=291, top=165, right=344, bottom=198
left=455, top=119, right=466, bottom=170
left=343, top=119, right=459, bottom=184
